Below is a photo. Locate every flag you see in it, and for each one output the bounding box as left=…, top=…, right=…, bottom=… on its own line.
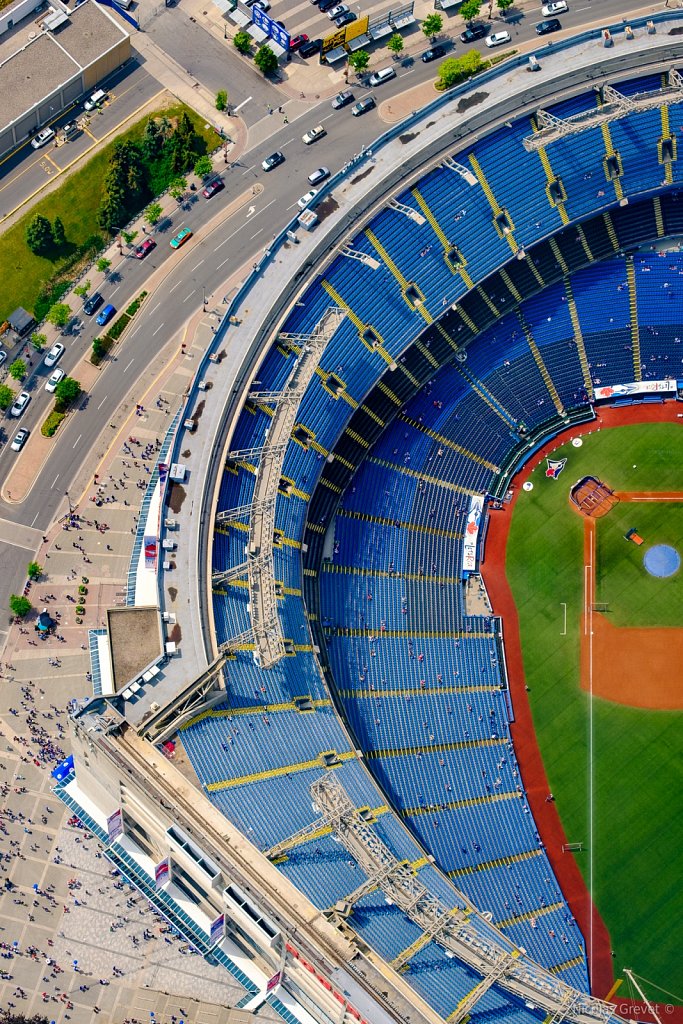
left=545, top=457, right=567, bottom=479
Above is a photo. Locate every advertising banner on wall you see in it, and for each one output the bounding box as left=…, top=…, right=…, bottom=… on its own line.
left=266, top=971, right=282, bottom=994
left=144, top=536, right=157, bottom=569
left=593, top=380, right=677, bottom=400
left=209, top=914, right=225, bottom=947
left=106, top=808, right=123, bottom=841
left=155, top=858, right=170, bottom=888
left=462, top=494, right=484, bottom=573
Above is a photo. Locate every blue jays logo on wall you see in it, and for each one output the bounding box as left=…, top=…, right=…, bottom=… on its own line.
left=545, top=457, right=567, bottom=479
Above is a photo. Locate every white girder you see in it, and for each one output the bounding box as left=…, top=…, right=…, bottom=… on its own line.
left=389, top=198, right=426, bottom=226
left=245, top=306, right=345, bottom=668
left=524, top=77, right=683, bottom=152
left=309, top=775, right=624, bottom=1024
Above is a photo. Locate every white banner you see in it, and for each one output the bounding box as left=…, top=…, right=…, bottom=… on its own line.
left=593, top=380, right=677, bottom=400
left=462, top=495, right=484, bottom=573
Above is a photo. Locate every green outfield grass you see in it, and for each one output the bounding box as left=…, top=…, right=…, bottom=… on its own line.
left=506, top=422, right=683, bottom=996
left=597, top=502, right=683, bottom=626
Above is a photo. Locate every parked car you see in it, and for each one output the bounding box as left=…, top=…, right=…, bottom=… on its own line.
left=84, top=88, right=107, bottom=111
left=45, top=367, right=66, bottom=393
left=262, top=151, right=285, bottom=171
left=10, top=391, right=31, bottom=418
left=289, top=33, right=309, bottom=51
left=327, top=2, right=348, bottom=17
left=368, top=67, right=397, bottom=86
left=299, top=38, right=321, bottom=57
left=485, top=30, right=512, bottom=46
left=460, top=22, right=486, bottom=43
left=318, top=0, right=338, bottom=12
left=170, top=227, right=193, bottom=249
left=308, top=166, right=331, bottom=185
left=44, top=341, right=65, bottom=367
left=352, top=96, right=376, bottom=116
left=535, top=17, right=561, bottom=33
left=331, top=90, right=355, bottom=109
left=542, top=0, right=568, bottom=14
left=297, top=189, right=318, bottom=210
left=134, top=238, right=157, bottom=259
left=83, top=292, right=103, bottom=316
left=0, top=350, right=7, bottom=367
left=95, top=304, right=116, bottom=327
left=302, top=124, right=326, bottom=145
left=335, top=10, right=356, bottom=26
left=10, top=427, right=29, bottom=452
left=31, top=127, right=55, bottom=150
left=421, top=44, right=447, bottom=62
left=202, top=178, right=225, bottom=199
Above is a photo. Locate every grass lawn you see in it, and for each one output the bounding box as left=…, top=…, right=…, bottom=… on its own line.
left=596, top=502, right=683, bottom=626
left=506, top=422, right=683, bottom=996
left=0, top=103, right=221, bottom=323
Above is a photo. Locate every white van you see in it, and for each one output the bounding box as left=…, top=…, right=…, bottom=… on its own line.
left=368, top=66, right=397, bottom=86
left=84, top=88, right=107, bottom=111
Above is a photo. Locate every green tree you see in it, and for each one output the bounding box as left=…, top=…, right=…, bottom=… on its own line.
left=52, top=216, right=66, bottom=247
left=46, top=302, right=71, bottom=328
left=145, top=202, right=163, bottom=227
left=10, top=594, right=32, bottom=618
left=215, top=89, right=228, bottom=111
left=30, top=331, right=47, bottom=350
left=9, top=359, right=27, bottom=381
left=54, top=376, right=81, bottom=409
left=25, top=214, right=54, bottom=256
left=121, top=229, right=138, bottom=246
left=27, top=561, right=42, bottom=580
left=97, top=178, right=127, bottom=233
left=169, top=176, right=188, bottom=201
left=234, top=30, right=251, bottom=54
left=348, top=50, right=370, bottom=74
left=194, top=155, right=213, bottom=179
left=96, top=257, right=112, bottom=276
left=460, top=0, right=482, bottom=22
left=254, top=44, right=278, bottom=75
left=422, top=13, right=443, bottom=40
left=387, top=33, right=404, bottom=57
left=497, top=0, right=513, bottom=9
left=92, top=337, right=106, bottom=362
left=73, top=281, right=91, bottom=299
left=142, top=117, right=163, bottom=161
left=0, top=384, right=13, bottom=410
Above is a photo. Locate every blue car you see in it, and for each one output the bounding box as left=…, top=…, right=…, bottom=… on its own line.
left=96, top=303, right=115, bottom=326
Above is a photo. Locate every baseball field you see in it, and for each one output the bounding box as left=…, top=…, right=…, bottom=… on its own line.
left=504, top=420, right=683, bottom=1001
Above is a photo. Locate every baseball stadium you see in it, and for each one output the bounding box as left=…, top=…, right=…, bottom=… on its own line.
left=59, top=14, right=682, bottom=1024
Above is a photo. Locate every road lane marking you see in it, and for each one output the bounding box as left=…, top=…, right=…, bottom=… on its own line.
left=152, top=323, right=164, bottom=336
left=249, top=228, right=263, bottom=239
left=51, top=473, right=60, bottom=488
left=150, top=301, right=161, bottom=314
left=123, top=358, right=135, bottom=373
left=183, top=290, right=196, bottom=302
left=233, top=96, right=252, bottom=112
left=190, top=259, right=205, bottom=271
left=72, top=434, right=82, bottom=449
left=217, top=257, right=230, bottom=269
left=97, top=397, right=108, bottom=410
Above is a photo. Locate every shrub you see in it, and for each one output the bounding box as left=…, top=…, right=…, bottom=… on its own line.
left=27, top=561, right=42, bottom=580
left=30, top=332, right=47, bottom=351
left=125, top=291, right=148, bottom=317
left=25, top=214, right=54, bottom=256
left=194, top=155, right=213, bottom=179
left=41, top=410, right=66, bottom=437
left=216, top=90, right=228, bottom=111
left=75, top=604, right=85, bottom=615
left=106, top=313, right=131, bottom=341
left=96, top=257, right=111, bottom=275
left=0, top=384, right=13, bottom=410
left=91, top=337, right=113, bottom=365
left=348, top=50, right=370, bottom=74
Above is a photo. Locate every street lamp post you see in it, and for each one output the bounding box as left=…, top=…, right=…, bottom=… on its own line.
left=65, top=491, right=74, bottom=515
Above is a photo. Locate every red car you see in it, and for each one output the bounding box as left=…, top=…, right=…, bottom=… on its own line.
left=289, top=33, right=309, bottom=51
left=203, top=178, right=225, bottom=199
left=134, top=238, right=157, bottom=259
